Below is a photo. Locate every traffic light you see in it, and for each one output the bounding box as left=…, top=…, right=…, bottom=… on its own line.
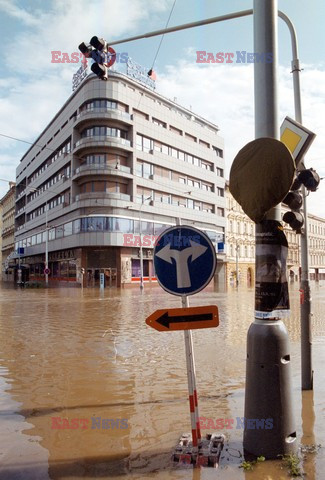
left=282, top=190, right=304, bottom=233
left=89, top=36, right=107, bottom=51
left=91, top=62, right=108, bottom=80
left=282, top=167, right=320, bottom=233
left=291, top=168, right=320, bottom=192
left=78, top=42, right=92, bottom=57
left=78, top=36, right=116, bottom=81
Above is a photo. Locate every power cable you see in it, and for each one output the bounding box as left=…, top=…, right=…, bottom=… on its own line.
left=148, top=0, right=177, bottom=77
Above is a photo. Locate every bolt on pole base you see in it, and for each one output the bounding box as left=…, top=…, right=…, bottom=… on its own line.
left=173, top=433, right=225, bottom=467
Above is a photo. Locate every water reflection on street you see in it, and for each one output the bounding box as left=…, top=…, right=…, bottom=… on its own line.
left=0, top=281, right=324, bottom=479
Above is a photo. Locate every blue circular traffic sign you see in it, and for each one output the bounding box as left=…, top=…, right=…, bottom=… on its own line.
left=154, top=225, right=217, bottom=296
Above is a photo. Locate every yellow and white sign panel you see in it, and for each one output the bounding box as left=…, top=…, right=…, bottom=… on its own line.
left=280, top=116, right=316, bottom=168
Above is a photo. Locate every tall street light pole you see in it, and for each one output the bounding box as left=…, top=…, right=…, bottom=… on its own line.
left=235, top=242, right=239, bottom=287
left=30, top=187, right=49, bottom=286
left=278, top=11, right=313, bottom=390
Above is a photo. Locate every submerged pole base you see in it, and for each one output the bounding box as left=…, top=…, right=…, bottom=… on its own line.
left=244, top=319, right=297, bottom=459
left=173, top=433, right=225, bottom=467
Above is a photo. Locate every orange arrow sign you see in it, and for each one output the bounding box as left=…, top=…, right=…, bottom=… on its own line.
left=146, top=305, right=219, bottom=332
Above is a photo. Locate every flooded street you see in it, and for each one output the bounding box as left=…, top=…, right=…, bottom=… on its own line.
left=0, top=282, right=324, bottom=479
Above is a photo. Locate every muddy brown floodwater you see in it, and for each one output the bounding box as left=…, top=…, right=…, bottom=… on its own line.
left=0, top=281, right=324, bottom=480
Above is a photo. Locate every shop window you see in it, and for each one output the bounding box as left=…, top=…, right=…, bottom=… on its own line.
left=131, top=259, right=149, bottom=277
left=60, top=261, right=68, bottom=277
left=68, top=262, right=77, bottom=278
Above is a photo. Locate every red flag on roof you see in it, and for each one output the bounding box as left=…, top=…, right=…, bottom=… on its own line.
left=147, top=69, right=157, bottom=81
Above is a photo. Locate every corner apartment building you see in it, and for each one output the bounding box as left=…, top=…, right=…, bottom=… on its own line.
left=0, top=182, right=16, bottom=281
left=14, top=71, right=226, bottom=287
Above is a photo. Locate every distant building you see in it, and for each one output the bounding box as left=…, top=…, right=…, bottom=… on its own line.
left=14, top=70, right=226, bottom=287
left=225, top=182, right=255, bottom=286
left=0, top=182, right=16, bottom=281
left=225, top=183, right=325, bottom=284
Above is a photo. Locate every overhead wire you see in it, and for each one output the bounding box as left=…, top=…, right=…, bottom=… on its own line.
left=148, top=0, right=177, bottom=76
left=135, top=0, right=177, bottom=111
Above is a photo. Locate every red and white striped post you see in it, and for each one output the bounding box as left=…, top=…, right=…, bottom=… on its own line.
left=182, top=295, right=201, bottom=450
left=190, top=339, right=201, bottom=442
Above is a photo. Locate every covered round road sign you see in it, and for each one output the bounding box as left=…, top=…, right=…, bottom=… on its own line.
left=44, top=268, right=50, bottom=275
left=229, top=138, right=295, bottom=223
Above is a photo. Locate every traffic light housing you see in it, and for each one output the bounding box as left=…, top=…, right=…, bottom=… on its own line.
left=282, top=167, right=320, bottom=233
left=282, top=190, right=304, bottom=233
left=291, top=168, right=320, bottom=192
left=78, top=42, right=92, bottom=57
left=91, top=62, right=108, bottom=80
left=78, top=36, right=116, bottom=81
left=90, top=36, right=107, bottom=51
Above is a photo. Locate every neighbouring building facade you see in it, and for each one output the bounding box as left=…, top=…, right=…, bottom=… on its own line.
left=225, top=183, right=325, bottom=285
left=225, top=182, right=255, bottom=286
left=14, top=70, right=226, bottom=287
left=0, top=182, right=16, bottom=282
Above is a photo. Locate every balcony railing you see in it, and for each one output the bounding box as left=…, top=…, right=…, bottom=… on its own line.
left=73, top=164, right=131, bottom=176
left=75, top=108, right=131, bottom=122
left=74, top=192, right=131, bottom=203
left=74, top=136, right=132, bottom=149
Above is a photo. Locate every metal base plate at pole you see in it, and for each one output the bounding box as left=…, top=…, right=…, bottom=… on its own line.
left=173, top=433, right=225, bottom=467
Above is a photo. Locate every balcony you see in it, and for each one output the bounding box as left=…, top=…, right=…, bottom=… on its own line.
left=73, top=136, right=132, bottom=154
left=15, top=206, right=26, bottom=217
left=74, top=108, right=132, bottom=127
left=73, top=163, right=132, bottom=180
left=73, top=192, right=131, bottom=203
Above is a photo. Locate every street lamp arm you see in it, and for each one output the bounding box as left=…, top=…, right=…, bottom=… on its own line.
left=108, top=9, right=254, bottom=46
left=278, top=11, right=299, bottom=63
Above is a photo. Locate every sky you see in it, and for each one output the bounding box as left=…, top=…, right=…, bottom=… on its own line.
left=0, top=0, right=324, bottom=217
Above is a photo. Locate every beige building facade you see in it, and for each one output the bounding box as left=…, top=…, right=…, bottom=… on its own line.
left=226, top=183, right=325, bottom=285
left=0, top=182, right=16, bottom=281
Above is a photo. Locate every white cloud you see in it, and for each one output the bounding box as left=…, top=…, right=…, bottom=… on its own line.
left=0, top=0, right=39, bottom=26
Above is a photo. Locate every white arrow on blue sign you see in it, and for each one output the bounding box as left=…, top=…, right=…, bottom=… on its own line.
left=154, top=226, right=217, bottom=296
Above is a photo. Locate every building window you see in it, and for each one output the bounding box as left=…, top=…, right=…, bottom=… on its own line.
left=217, top=187, right=224, bottom=197
left=81, top=99, right=118, bottom=111
left=170, top=125, right=182, bottom=135
left=152, top=117, right=167, bottom=128
left=217, top=207, right=225, bottom=217
left=213, top=146, right=223, bottom=158
left=81, top=126, right=128, bottom=140
left=216, top=167, right=224, bottom=177
left=199, top=139, right=209, bottom=148
left=133, top=109, right=148, bottom=120
left=185, top=133, right=196, bottom=142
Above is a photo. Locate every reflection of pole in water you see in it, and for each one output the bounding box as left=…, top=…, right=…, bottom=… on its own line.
left=301, top=390, right=316, bottom=479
